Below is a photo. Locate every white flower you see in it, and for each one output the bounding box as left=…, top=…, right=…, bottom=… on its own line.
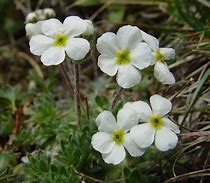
left=29, top=16, right=90, bottom=66
left=25, top=12, right=37, bottom=23
left=126, top=94, right=180, bottom=151
left=25, top=21, right=43, bottom=37
left=43, top=8, right=56, bottom=18
left=96, top=25, right=154, bottom=88
left=141, top=30, right=175, bottom=84
left=91, top=109, right=145, bottom=165
left=84, top=20, right=94, bottom=35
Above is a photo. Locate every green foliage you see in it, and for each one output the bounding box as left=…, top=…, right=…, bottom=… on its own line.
left=95, top=95, right=110, bottom=110
left=168, top=0, right=210, bottom=37
left=0, top=0, right=209, bottom=182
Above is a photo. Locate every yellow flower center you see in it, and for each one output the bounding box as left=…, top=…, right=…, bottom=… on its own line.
left=112, top=130, right=124, bottom=145
left=149, top=114, right=164, bottom=129
left=53, top=34, right=68, bottom=47
left=115, top=49, right=131, bottom=65
left=155, top=50, right=165, bottom=63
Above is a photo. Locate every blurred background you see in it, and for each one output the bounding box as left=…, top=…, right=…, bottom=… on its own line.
left=0, top=0, right=209, bottom=182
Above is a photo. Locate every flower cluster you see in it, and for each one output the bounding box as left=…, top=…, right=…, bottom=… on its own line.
left=27, top=14, right=94, bottom=65
left=91, top=95, right=180, bottom=164
left=26, top=10, right=179, bottom=166
left=25, top=8, right=56, bottom=37
left=97, top=26, right=175, bottom=87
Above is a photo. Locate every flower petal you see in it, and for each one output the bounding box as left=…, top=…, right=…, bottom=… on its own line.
left=159, top=48, right=175, bottom=60
left=41, top=47, right=65, bottom=66
left=117, top=25, right=142, bottom=50
left=130, top=123, right=155, bottom=148
left=154, top=62, right=175, bottom=85
left=63, top=16, right=87, bottom=37
left=96, top=32, right=120, bottom=57
left=123, top=133, right=145, bottom=157
left=42, top=18, right=63, bottom=37
left=102, top=145, right=126, bottom=165
left=155, top=127, right=178, bottom=151
left=91, top=132, right=115, bottom=153
left=163, top=117, right=180, bottom=134
left=29, top=35, right=53, bottom=56
left=98, top=55, right=119, bottom=76
left=84, top=19, right=94, bottom=35
left=150, top=94, right=172, bottom=116
left=131, top=42, right=155, bottom=69
left=117, top=107, right=138, bottom=132
left=25, top=21, right=43, bottom=37
left=141, top=30, right=159, bottom=51
left=124, top=101, right=152, bottom=122
left=65, top=38, right=90, bottom=60
left=96, top=111, right=117, bottom=133
left=116, top=64, right=141, bottom=88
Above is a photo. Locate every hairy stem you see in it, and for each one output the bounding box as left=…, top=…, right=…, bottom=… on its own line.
left=111, top=87, right=123, bottom=109
left=58, top=63, right=74, bottom=97
left=74, top=64, right=81, bottom=127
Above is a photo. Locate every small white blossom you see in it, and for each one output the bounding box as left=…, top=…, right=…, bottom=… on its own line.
left=43, top=8, right=56, bottom=18
left=141, top=30, right=176, bottom=84
left=25, top=20, right=43, bottom=37
left=126, top=94, right=180, bottom=151
left=91, top=109, right=145, bottom=165
left=84, top=20, right=94, bottom=35
left=96, top=25, right=154, bottom=88
left=29, top=16, right=90, bottom=66
left=25, top=12, right=37, bottom=23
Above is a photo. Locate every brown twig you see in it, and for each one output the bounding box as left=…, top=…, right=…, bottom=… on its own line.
left=74, top=64, right=81, bottom=127
left=164, top=168, right=210, bottom=183
left=74, top=169, right=124, bottom=183
left=111, top=87, right=124, bottom=109
left=179, top=131, right=210, bottom=139
left=81, top=95, right=90, bottom=120
left=13, top=108, right=23, bottom=134
left=58, top=63, right=74, bottom=97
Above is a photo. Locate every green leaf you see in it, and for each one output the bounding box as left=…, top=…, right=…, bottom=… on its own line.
left=108, top=5, right=125, bottom=21
left=0, top=84, right=16, bottom=109
left=95, top=95, right=110, bottom=109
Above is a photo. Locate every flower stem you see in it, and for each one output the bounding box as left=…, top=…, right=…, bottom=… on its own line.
left=74, top=63, right=81, bottom=127
left=58, top=63, right=74, bottom=97
left=111, top=87, right=123, bottom=109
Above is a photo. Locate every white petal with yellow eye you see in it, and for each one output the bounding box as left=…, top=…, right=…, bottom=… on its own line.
left=125, top=101, right=152, bottom=122
left=29, top=35, right=53, bottom=56
left=65, top=38, right=90, bottom=60
left=123, top=133, right=145, bottom=157
left=155, top=127, right=178, bottom=151
left=91, top=132, right=115, bottom=153
left=117, top=25, right=142, bottom=50
left=130, top=123, right=155, bottom=148
left=63, top=16, right=87, bottom=37
left=116, top=64, right=141, bottom=88
left=117, top=107, right=138, bottom=132
left=154, top=62, right=175, bottom=84
left=102, top=145, right=126, bottom=165
left=163, top=117, right=180, bottom=134
left=159, top=48, right=175, bottom=60
left=150, top=94, right=172, bottom=116
left=41, top=46, right=65, bottom=65
left=98, top=55, right=119, bottom=76
left=42, top=18, right=63, bottom=37
left=131, top=42, right=155, bottom=69
left=141, top=30, right=159, bottom=51
left=96, top=111, right=117, bottom=133
left=96, top=32, right=120, bottom=57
